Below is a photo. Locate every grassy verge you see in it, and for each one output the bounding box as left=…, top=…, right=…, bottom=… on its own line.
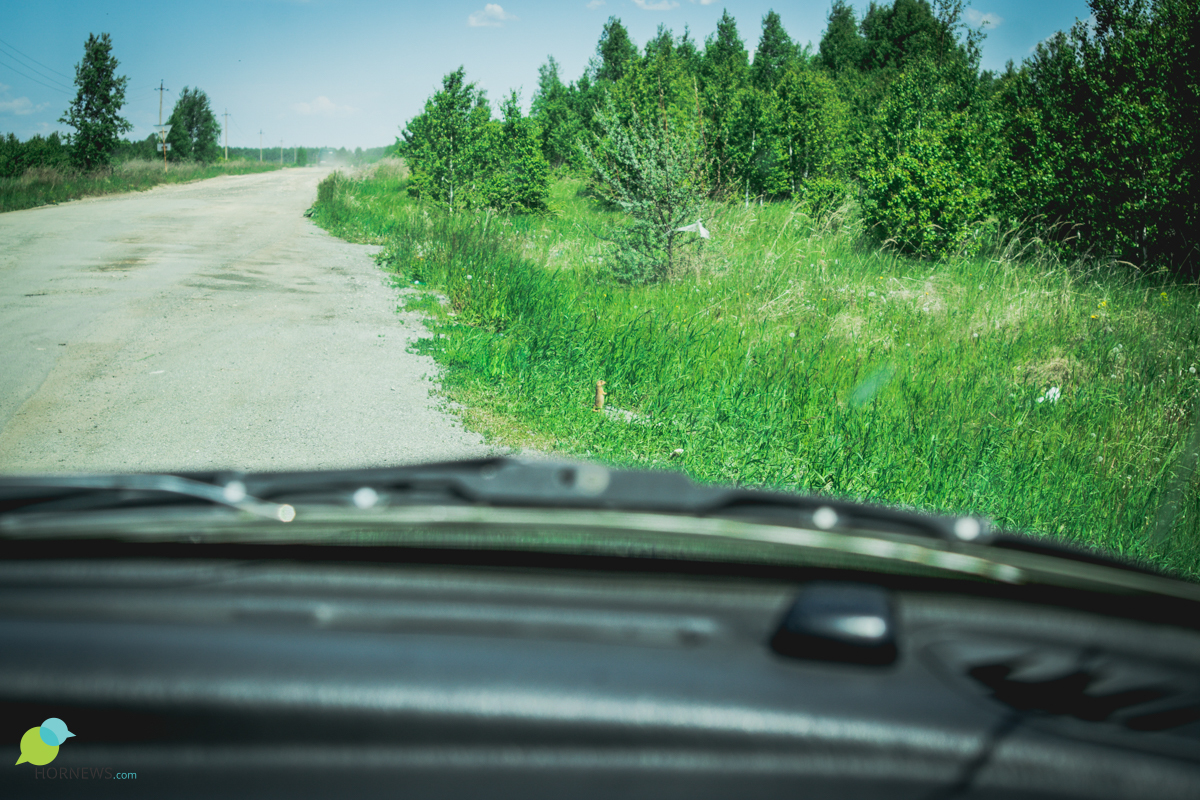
left=0, top=159, right=283, bottom=213
left=312, top=166, right=1200, bottom=579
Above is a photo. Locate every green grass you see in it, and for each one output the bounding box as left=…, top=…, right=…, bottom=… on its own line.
left=0, top=158, right=283, bottom=213
left=311, top=167, right=1200, bottom=580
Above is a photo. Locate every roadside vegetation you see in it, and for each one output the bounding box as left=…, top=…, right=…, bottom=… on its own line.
left=309, top=0, right=1199, bottom=578
left=313, top=165, right=1200, bottom=580
left=2, top=33, right=282, bottom=213
left=0, top=158, right=282, bottom=213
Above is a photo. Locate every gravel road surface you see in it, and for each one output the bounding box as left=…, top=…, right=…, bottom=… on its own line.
left=0, top=167, right=495, bottom=474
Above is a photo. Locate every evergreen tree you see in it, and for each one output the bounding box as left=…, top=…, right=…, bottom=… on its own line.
left=59, top=32, right=132, bottom=171
left=675, top=26, right=702, bottom=76
left=819, top=0, right=867, bottom=73
left=701, top=10, right=750, bottom=193
left=861, top=0, right=955, bottom=75
left=645, top=24, right=675, bottom=62
left=482, top=91, right=551, bottom=212
left=165, top=86, right=220, bottom=162
left=763, top=65, right=850, bottom=204
left=726, top=86, right=774, bottom=203
left=583, top=97, right=707, bottom=283
left=750, top=11, right=798, bottom=92
left=531, top=56, right=583, bottom=170
left=399, top=67, right=491, bottom=212
left=608, top=27, right=696, bottom=131
left=596, top=17, right=639, bottom=84
left=704, top=10, right=750, bottom=76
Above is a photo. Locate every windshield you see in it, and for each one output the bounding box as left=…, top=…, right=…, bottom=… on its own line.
left=2, top=1, right=1197, bottom=583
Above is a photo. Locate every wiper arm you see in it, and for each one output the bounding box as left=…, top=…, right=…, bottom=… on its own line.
left=230, top=458, right=1167, bottom=576
left=0, top=473, right=296, bottom=522
left=157, top=457, right=983, bottom=545
left=0, top=458, right=1155, bottom=580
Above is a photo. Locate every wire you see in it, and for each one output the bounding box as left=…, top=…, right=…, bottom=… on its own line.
left=0, top=37, right=74, bottom=82
left=0, top=52, right=72, bottom=94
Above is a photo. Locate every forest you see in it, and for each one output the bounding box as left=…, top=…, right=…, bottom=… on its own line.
left=398, top=0, right=1197, bottom=275
left=314, top=0, right=1200, bottom=576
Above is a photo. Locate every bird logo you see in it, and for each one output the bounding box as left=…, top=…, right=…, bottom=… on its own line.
left=15, top=719, right=75, bottom=766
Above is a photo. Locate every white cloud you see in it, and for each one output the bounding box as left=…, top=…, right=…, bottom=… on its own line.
left=468, top=4, right=517, bottom=27
left=586, top=0, right=605, bottom=8
left=689, top=0, right=720, bottom=5
left=0, top=96, right=36, bottom=115
left=965, top=9, right=1003, bottom=28
left=0, top=85, right=44, bottom=117
left=632, top=0, right=680, bottom=9
left=292, top=96, right=358, bottom=117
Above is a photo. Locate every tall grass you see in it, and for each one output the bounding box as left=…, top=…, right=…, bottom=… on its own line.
left=312, top=172, right=1200, bottom=580
left=0, top=159, right=282, bottom=213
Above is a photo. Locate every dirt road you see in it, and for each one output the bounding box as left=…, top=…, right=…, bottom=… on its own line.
left=0, top=167, right=493, bottom=474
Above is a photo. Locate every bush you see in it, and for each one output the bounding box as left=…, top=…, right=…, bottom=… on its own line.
left=0, top=132, right=71, bottom=179
left=583, top=98, right=708, bottom=283
left=859, top=57, right=996, bottom=259
left=797, top=176, right=849, bottom=220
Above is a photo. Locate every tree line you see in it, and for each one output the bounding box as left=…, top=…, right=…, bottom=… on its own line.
left=2, top=33, right=232, bottom=179
left=399, top=0, right=1197, bottom=275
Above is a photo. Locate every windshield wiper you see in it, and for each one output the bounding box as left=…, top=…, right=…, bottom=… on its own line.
left=0, top=458, right=1144, bottom=573
left=0, top=473, right=296, bottom=522
left=1, top=458, right=978, bottom=540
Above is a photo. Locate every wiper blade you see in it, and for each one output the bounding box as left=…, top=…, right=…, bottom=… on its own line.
left=0, top=473, right=296, bottom=522
left=167, top=457, right=986, bottom=545
left=0, top=458, right=1159, bottom=580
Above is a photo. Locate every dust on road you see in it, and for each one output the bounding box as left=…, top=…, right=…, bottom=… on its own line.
left=0, top=167, right=494, bottom=473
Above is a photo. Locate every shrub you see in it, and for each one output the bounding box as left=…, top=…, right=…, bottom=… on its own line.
left=582, top=97, right=708, bottom=283
left=859, top=57, right=997, bottom=259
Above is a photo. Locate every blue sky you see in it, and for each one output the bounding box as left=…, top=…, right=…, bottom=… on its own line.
left=2, top=0, right=1093, bottom=150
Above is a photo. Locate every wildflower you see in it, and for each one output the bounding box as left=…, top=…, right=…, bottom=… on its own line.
left=466, top=274, right=472, bottom=280
left=1161, top=292, right=1168, bottom=301
left=1090, top=314, right=1099, bottom=319
left=1192, top=366, right=1198, bottom=374
left=1097, top=456, right=1104, bottom=463
left=1036, top=387, right=1061, bottom=404
left=868, top=291, right=876, bottom=297
left=1099, top=300, right=1107, bottom=308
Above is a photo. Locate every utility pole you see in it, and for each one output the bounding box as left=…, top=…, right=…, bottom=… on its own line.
left=223, top=109, right=229, bottom=161
left=154, top=80, right=171, bottom=172
left=280, top=140, right=283, bottom=166
left=259, top=130, right=263, bottom=162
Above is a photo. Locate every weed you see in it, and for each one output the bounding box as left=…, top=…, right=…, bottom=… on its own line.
left=313, top=174, right=1200, bottom=580
left=0, top=159, right=282, bottom=213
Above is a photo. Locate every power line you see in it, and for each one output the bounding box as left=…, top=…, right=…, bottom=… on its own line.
left=0, top=52, right=72, bottom=94
left=0, top=36, right=74, bottom=82
left=0, top=47, right=73, bottom=91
